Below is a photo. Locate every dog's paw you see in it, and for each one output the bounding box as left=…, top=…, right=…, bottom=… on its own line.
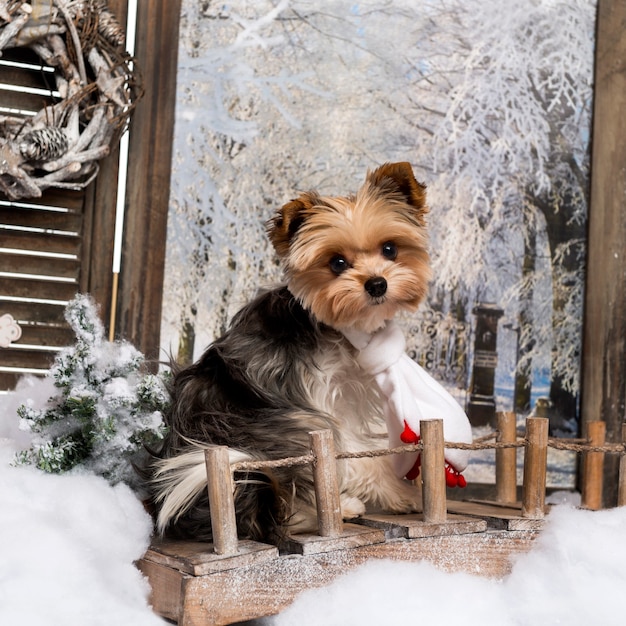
left=340, top=495, right=366, bottom=519
left=381, top=482, right=422, bottom=514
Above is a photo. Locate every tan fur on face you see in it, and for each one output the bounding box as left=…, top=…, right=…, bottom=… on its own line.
left=267, top=162, right=431, bottom=333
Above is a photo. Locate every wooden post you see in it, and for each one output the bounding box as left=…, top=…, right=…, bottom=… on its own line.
left=580, top=0, right=626, bottom=508
left=618, top=423, right=626, bottom=508
left=581, top=420, right=606, bottom=510
left=496, top=411, right=518, bottom=504
left=421, top=419, right=447, bottom=524
left=309, top=430, right=343, bottom=538
left=204, top=447, right=239, bottom=555
left=521, top=417, right=548, bottom=519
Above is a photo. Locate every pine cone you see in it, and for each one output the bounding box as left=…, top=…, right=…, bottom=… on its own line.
left=19, top=127, right=69, bottom=162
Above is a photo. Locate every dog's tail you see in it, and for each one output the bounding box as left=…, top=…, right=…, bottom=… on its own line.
left=151, top=443, right=292, bottom=542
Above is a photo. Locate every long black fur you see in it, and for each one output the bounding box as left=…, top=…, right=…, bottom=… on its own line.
left=150, top=286, right=342, bottom=543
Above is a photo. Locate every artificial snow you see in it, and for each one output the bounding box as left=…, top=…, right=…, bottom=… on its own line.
left=2, top=377, right=625, bottom=626
left=0, top=380, right=165, bottom=626
left=271, top=505, right=626, bottom=626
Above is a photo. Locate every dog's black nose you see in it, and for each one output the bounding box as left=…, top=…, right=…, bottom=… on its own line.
left=365, top=276, right=387, bottom=298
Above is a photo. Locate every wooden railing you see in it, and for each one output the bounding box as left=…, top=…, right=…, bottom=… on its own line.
left=202, top=413, right=626, bottom=556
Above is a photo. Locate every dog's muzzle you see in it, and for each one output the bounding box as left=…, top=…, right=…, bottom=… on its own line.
left=364, top=276, right=387, bottom=298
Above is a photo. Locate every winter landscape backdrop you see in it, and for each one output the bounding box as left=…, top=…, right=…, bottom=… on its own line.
left=161, top=0, right=595, bottom=446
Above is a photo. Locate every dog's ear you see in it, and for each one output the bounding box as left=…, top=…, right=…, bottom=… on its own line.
left=367, top=162, right=428, bottom=223
left=267, top=193, right=318, bottom=258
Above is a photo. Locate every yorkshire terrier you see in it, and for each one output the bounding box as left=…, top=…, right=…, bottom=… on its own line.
left=149, top=162, right=469, bottom=544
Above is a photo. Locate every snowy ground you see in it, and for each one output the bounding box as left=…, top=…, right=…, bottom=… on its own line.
left=2, top=379, right=623, bottom=626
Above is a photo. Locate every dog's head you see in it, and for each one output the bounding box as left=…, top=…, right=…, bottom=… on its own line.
left=267, top=162, right=431, bottom=333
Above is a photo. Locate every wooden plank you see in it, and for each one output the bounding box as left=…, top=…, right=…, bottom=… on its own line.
left=0, top=61, right=57, bottom=92
left=3, top=301, right=66, bottom=325
left=581, top=0, right=626, bottom=506
left=139, top=530, right=539, bottom=625
left=79, top=0, right=124, bottom=331
left=15, top=188, right=86, bottom=212
left=0, top=348, right=56, bottom=369
left=80, top=143, right=118, bottom=331
left=0, top=276, right=78, bottom=302
left=204, top=447, right=239, bottom=556
left=581, top=420, right=606, bottom=510
left=280, top=523, right=385, bottom=556
left=496, top=411, right=518, bottom=504
left=0, top=251, right=80, bottom=279
left=617, top=422, right=626, bottom=506
left=310, top=429, right=343, bottom=537
left=0, top=88, right=53, bottom=114
left=421, top=419, right=447, bottom=523
left=144, top=539, right=279, bottom=576
left=446, top=500, right=546, bottom=531
left=116, top=0, right=181, bottom=361
left=16, top=324, right=73, bottom=348
left=355, top=512, right=486, bottom=539
left=0, top=206, right=83, bottom=231
left=0, top=47, right=50, bottom=66
left=521, top=417, right=548, bottom=519
left=136, top=559, right=186, bottom=623
left=0, top=230, right=81, bottom=256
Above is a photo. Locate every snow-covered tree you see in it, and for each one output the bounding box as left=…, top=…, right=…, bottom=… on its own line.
left=16, top=295, right=169, bottom=488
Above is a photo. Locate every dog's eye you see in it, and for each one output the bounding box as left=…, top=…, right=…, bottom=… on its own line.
left=329, top=255, right=349, bottom=275
left=381, top=241, right=398, bottom=260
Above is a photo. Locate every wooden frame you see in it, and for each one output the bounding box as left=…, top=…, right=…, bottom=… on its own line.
left=91, top=0, right=181, bottom=365
left=580, top=0, right=626, bottom=506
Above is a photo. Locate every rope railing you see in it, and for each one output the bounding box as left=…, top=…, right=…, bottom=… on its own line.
left=205, top=413, right=626, bottom=556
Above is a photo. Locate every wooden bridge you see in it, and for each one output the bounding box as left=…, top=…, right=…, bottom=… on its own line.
left=138, top=413, right=626, bottom=625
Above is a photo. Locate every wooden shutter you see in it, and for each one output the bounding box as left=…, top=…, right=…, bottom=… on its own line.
left=0, top=0, right=179, bottom=389
left=0, top=47, right=87, bottom=390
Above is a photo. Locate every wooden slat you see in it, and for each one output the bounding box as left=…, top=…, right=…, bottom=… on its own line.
left=1, top=47, right=50, bottom=66
left=0, top=88, right=54, bottom=114
left=13, top=188, right=87, bottom=212
left=146, top=539, right=279, bottom=577
left=0, top=276, right=78, bottom=301
left=0, top=251, right=80, bottom=279
left=16, top=324, right=74, bottom=348
left=0, top=348, right=56, bottom=369
left=0, top=229, right=81, bottom=256
left=0, top=206, right=83, bottom=231
left=3, top=300, right=67, bottom=325
left=0, top=62, right=57, bottom=92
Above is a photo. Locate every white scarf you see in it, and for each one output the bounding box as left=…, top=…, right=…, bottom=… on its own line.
left=342, top=321, right=472, bottom=480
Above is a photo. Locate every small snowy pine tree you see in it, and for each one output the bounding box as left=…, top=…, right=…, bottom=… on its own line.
left=16, top=295, right=169, bottom=489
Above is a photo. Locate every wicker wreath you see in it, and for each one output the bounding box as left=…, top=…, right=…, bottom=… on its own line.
left=0, top=0, right=143, bottom=200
